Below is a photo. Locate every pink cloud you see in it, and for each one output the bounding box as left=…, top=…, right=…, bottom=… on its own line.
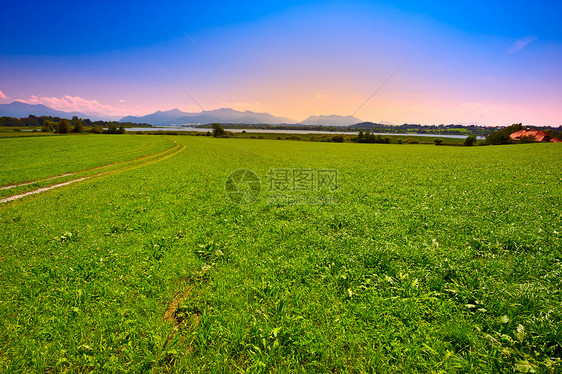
left=0, top=90, right=7, bottom=100
left=18, top=95, right=126, bottom=116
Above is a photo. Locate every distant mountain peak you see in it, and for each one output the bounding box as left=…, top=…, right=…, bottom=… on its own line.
left=120, top=107, right=295, bottom=126
left=0, top=101, right=92, bottom=120
left=300, top=114, right=362, bottom=126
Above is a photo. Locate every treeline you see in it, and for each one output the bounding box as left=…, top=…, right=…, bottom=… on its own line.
left=197, top=122, right=493, bottom=136
left=40, top=118, right=127, bottom=134
left=349, top=122, right=491, bottom=136
left=196, top=121, right=561, bottom=138
left=0, top=115, right=151, bottom=130
left=356, top=131, right=391, bottom=143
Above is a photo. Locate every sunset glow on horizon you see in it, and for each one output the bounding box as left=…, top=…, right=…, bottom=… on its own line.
left=1, top=1, right=561, bottom=126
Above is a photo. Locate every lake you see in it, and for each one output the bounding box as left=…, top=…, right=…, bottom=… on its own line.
left=126, top=127, right=484, bottom=139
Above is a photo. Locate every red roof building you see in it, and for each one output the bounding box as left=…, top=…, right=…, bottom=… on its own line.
left=551, top=138, right=561, bottom=143
left=509, top=129, right=551, bottom=142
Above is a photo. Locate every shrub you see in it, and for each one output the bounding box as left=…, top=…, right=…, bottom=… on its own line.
left=91, top=125, right=104, bottom=134
left=57, top=119, right=71, bottom=134
left=212, top=123, right=225, bottom=137
left=405, top=138, right=419, bottom=144
left=331, top=135, right=344, bottom=143
left=464, top=135, right=477, bottom=146
left=434, top=138, right=443, bottom=145
left=41, top=120, right=56, bottom=132
left=72, top=121, right=85, bottom=133
left=485, top=130, right=511, bottom=145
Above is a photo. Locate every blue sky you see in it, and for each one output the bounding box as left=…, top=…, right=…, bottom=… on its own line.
left=1, top=0, right=561, bottom=125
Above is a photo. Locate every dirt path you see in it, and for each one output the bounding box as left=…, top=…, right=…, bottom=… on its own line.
left=0, top=173, right=75, bottom=190
left=0, top=176, right=94, bottom=203
left=0, top=141, right=185, bottom=204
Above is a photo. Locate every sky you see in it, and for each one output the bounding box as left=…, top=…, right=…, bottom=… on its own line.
left=1, top=0, right=561, bottom=126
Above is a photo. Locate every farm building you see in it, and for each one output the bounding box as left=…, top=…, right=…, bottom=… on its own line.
left=551, top=138, right=561, bottom=143
left=509, top=129, right=551, bottom=142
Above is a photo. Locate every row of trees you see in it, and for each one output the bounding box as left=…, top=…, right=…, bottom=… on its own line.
left=1, top=115, right=150, bottom=130
left=355, top=131, right=391, bottom=144
left=484, top=123, right=523, bottom=145
left=41, top=118, right=125, bottom=134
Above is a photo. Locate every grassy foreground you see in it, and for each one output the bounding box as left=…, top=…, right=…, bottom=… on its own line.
left=0, top=136, right=561, bottom=372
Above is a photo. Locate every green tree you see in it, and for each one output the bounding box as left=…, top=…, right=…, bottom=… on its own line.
left=357, top=131, right=364, bottom=142
left=464, top=135, right=477, bottom=146
left=503, top=123, right=523, bottom=135
left=41, top=120, right=56, bottom=132
left=57, top=119, right=71, bottom=134
left=72, top=121, right=85, bottom=133
left=212, top=123, right=225, bottom=137
left=104, top=124, right=120, bottom=134
left=485, top=130, right=512, bottom=145
left=434, top=138, right=443, bottom=145
left=91, top=125, right=104, bottom=134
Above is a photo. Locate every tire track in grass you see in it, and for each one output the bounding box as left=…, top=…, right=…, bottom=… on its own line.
left=0, top=176, right=97, bottom=203
left=0, top=137, right=177, bottom=191
left=0, top=141, right=186, bottom=204
left=0, top=173, right=75, bottom=191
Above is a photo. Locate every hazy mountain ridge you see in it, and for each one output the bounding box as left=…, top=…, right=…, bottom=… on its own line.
left=0, top=101, right=90, bottom=120
left=1, top=101, right=364, bottom=126
left=120, top=108, right=295, bottom=126
left=0, top=101, right=124, bottom=121
left=301, top=115, right=362, bottom=126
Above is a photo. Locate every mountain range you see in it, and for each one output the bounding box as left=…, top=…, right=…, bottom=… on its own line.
left=300, top=115, right=362, bottom=127
left=120, top=108, right=295, bottom=126
left=0, top=101, right=122, bottom=121
left=0, top=101, right=364, bottom=126
left=0, top=101, right=91, bottom=120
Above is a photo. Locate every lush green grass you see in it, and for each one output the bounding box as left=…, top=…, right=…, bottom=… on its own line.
left=0, top=134, right=174, bottom=186
left=0, top=136, right=560, bottom=372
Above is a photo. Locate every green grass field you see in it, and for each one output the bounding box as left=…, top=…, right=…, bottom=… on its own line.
left=0, top=135, right=560, bottom=372
left=0, top=135, right=174, bottom=186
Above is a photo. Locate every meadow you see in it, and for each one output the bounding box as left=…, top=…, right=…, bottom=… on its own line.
left=0, top=134, right=560, bottom=372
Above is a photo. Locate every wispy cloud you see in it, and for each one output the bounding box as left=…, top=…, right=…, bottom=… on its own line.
left=316, top=93, right=328, bottom=99
left=18, top=95, right=125, bottom=115
left=507, top=36, right=538, bottom=54
left=0, top=90, right=7, bottom=100
left=184, top=33, right=196, bottom=44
